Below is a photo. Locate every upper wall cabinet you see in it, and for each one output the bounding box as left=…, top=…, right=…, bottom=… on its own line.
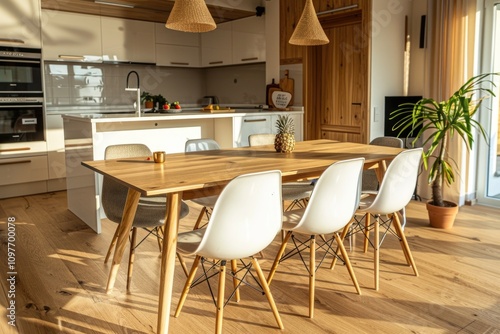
left=155, top=23, right=201, bottom=67
left=201, top=22, right=232, bottom=67
left=42, top=10, right=102, bottom=62
left=232, top=16, right=266, bottom=65
left=0, top=0, right=42, bottom=48
left=101, top=17, right=155, bottom=64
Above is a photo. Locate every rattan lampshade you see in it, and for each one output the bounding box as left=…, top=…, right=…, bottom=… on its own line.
left=289, top=0, right=329, bottom=45
left=166, top=0, right=216, bottom=33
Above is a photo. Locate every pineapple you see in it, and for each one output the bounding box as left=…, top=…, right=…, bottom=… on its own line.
left=274, top=115, right=295, bottom=153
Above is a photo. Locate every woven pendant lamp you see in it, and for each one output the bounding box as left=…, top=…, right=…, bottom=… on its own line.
left=289, top=0, right=329, bottom=45
left=166, top=0, right=216, bottom=33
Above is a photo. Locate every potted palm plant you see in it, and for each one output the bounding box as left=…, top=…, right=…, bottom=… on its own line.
left=392, top=73, right=498, bottom=228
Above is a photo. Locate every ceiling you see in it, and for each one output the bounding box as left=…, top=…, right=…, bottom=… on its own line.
left=40, top=0, right=259, bottom=24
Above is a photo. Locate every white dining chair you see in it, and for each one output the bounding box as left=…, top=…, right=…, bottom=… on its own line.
left=174, top=170, right=284, bottom=334
left=185, top=138, right=221, bottom=229
left=355, top=136, right=405, bottom=251
left=102, top=144, right=190, bottom=287
left=248, top=133, right=314, bottom=211
left=332, top=148, right=422, bottom=291
left=266, top=158, right=365, bottom=319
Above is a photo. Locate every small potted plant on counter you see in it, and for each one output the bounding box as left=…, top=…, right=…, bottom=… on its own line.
left=391, top=72, right=498, bottom=229
left=141, top=92, right=154, bottom=109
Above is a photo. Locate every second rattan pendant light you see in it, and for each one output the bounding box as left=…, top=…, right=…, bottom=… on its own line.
left=166, top=0, right=216, bottom=33
left=289, top=0, right=329, bottom=45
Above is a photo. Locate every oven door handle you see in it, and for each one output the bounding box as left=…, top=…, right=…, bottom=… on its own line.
left=0, top=105, right=42, bottom=108
left=2, top=60, right=40, bottom=64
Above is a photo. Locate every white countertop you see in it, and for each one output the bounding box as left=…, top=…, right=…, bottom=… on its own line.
left=61, top=107, right=304, bottom=123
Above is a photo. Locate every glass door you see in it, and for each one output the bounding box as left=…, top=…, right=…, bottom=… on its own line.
left=478, top=1, right=500, bottom=207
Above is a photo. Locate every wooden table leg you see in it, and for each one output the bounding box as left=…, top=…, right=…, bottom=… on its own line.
left=157, top=192, right=182, bottom=334
left=106, top=188, right=141, bottom=293
left=375, top=160, right=388, bottom=183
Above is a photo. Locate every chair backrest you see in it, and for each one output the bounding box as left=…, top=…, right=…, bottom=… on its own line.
left=185, top=138, right=221, bottom=152
left=293, top=158, right=364, bottom=235
left=194, top=170, right=283, bottom=260
left=370, top=136, right=404, bottom=148
left=102, top=144, right=152, bottom=223
left=363, top=136, right=404, bottom=191
left=364, top=148, right=422, bottom=214
left=248, top=133, right=275, bottom=147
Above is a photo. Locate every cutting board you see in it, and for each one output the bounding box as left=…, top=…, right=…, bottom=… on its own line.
left=201, top=108, right=235, bottom=113
left=279, top=70, right=294, bottom=106
left=266, top=78, right=280, bottom=107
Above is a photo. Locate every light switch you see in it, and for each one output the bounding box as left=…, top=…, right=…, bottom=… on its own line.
left=373, top=106, right=380, bottom=122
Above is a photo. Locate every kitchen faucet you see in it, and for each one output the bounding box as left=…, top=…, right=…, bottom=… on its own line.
left=125, top=70, right=141, bottom=117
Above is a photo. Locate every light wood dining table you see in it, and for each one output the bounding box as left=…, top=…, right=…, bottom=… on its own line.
left=82, top=139, right=404, bottom=333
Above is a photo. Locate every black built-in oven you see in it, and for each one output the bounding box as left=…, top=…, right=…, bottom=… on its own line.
left=0, top=46, right=42, bottom=95
left=0, top=46, right=44, bottom=143
left=0, top=97, right=44, bottom=142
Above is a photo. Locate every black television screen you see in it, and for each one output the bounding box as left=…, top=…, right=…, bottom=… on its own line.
left=384, top=96, right=423, bottom=138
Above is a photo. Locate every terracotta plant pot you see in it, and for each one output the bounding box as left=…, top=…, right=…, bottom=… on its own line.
left=144, top=101, right=154, bottom=109
left=426, top=200, right=459, bottom=229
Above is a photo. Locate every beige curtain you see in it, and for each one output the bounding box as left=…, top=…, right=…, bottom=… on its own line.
left=426, top=0, right=477, bottom=100
left=422, top=0, right=478, bottom=204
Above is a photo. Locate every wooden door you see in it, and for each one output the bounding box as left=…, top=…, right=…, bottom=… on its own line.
left=305, top=10, right=369, bottom=144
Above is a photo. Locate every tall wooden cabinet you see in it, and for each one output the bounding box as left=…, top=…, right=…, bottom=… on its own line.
left=280, top=0, right=371, bottom=144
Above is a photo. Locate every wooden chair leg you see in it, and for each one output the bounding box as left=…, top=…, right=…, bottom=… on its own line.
left=215, top=262, right=226, bottom=334
left=309, top=236, right=316, bottom=319
left=193, top=207, right=207, bottom=230
left=267, top=230, right=292, bottom=285
left=330, top=220, right=353, bottom=270
left=390, top=213, right=411, bottom=266
left=230, top=259, right=241, bottom=302
left=156, top=226, right=164, bottom=252
left=374, top=215, right=380, bottom=291
left=251, top=257, right=284, bottom=330
left=174, top=255, right=201, bottom=317
left=177, top=252, right=189, bottom=277
left=104, top=224, right=120, bottom=263
left=334, top=233, right=361, bottom=295
left=126, top=227, right=138, bottom=290
left=392, top=213, right=419, bottom=276
left=363, top=213, right=371, bottom=253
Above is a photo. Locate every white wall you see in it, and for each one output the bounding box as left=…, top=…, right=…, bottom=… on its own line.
left=370, top=0, right=423, bottom=141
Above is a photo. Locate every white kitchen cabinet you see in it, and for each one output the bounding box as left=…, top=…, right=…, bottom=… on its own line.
left=233, top=115, right=272, bottom=147
left=0, top=154, right=49, bottom=199
left=155, top=23, right=201, bottom=67
left=201, top=22, right=232, bottom=67
left=46, top=114, right=66, bottom=180
left=42, top=10, right=102, bottom=62
left=101, top=17, right=155, bottom=64
left=155, top=23, right=200, bottom=46
left=232, top=16, right=266, bottom=64
left=233, top=112, right=303, bottom=147
left=0, top=0, right=41, bottom=48
left=156, top=44, right=201, bottom=67
left=0, top=155, right=48, bottom=186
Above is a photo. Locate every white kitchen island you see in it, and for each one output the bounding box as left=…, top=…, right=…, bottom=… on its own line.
left=63, top=108, right=303, bottom=233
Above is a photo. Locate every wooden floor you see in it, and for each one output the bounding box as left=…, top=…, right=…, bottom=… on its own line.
left=1, top=191, right=499, bottom=334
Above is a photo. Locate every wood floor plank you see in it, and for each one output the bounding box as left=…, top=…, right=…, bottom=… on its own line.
left=1, top=193, right=500, bottom=333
